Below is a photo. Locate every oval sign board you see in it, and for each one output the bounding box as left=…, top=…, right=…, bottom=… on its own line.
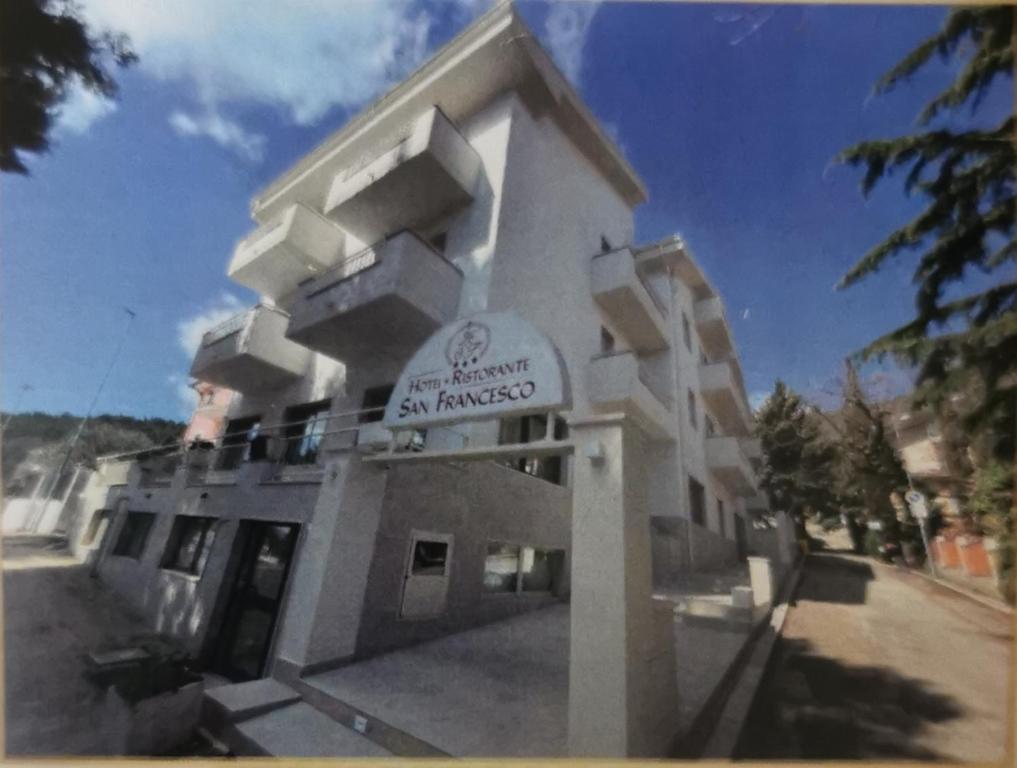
left=383, top=311, right=570, bottom=430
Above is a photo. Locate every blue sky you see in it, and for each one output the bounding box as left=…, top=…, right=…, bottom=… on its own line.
left=1, top=1, right=1011, bottom=420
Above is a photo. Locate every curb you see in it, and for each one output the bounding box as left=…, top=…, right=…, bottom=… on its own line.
left=906, top=566, right=1013, bottom=615
left=685, top=558, right=804, bottom=758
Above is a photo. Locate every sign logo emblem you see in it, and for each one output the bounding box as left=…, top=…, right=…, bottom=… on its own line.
left=445, top=321, right=490, bottom=368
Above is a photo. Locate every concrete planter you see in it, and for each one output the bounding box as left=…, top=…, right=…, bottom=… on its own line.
left=102, top=676, right=203, bottom=755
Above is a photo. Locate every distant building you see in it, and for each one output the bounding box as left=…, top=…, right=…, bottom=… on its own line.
left=182, top=382, right=233, bottom=444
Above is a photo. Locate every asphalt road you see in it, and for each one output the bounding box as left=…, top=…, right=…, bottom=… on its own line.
left=736, top=551, right=1013, bottom=762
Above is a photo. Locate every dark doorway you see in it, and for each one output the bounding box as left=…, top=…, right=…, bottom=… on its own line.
left=734, top=514, right=748, bottom=560
left=210, top=522, right=299, bottom=681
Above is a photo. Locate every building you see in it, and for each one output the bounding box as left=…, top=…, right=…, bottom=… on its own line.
left=182, top=382, right=235, bottom=444
left=72, top=4, right=770, bottom=756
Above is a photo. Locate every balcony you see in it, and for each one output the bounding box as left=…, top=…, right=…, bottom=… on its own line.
left=588, top=351, right=673, bottom=441
left=591, top=248, right=669, bottom=352
left=228, top=204, right=346, bottom=301
left=694, top=296, right=734, bottom=359
left=699, top=359, right=753, bottom=437
left=324, top=107, right=481, bottom=244
left=285, top=231, right=463, bottom=363
left=705, top=436, right=758, bottom=496
left=190, top=305, right=311, bottom=393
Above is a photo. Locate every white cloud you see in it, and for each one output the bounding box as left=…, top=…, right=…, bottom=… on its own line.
left=543, top=1, right=601, bottom=86
left=168, top=373, right=198, bottom=420
left=169, top=109, right=266, bottom=162
left=77, top=0, right=463, bottom=159
left=54, top=78, right=117, bottom=134
left=176, top=292, right=245, bottom=358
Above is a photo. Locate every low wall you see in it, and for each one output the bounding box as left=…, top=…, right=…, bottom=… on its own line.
left=651, top=515, right=738, bottom=586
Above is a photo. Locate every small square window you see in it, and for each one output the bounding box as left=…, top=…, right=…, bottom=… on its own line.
left=411, top=539, right=449, bottom=576
left=161, top=515, right=217, bottom=576
left=112, top=512, right=156, bottom=559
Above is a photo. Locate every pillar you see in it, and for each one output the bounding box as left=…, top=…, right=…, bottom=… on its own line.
left=747, top=556, right=775, bottom=607
left=568, top=417, right=678, bottom=757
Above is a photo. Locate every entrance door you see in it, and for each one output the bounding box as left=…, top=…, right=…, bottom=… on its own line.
left=400, top=531, right=453, bottom=619
left=211, top=522, right=299, bottom=681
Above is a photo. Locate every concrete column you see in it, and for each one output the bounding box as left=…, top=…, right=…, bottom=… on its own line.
left=747, top=556, right=775, bottom=607
left=273, top=453, right=389, bottom=674
left=568, top=418, right=678, bottom=757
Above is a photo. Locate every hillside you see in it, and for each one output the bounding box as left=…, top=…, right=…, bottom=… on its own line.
left=1, top=411, right=185, bottom=491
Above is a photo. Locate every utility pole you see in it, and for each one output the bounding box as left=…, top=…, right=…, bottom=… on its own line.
left=31, top=308, right=136, bottom=531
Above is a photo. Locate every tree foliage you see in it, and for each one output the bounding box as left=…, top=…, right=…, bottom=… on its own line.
left=2, top=411, right=184, bottom=488
left=837, top=6, right=1015, bottom=432
left=837, top=363, right=918, bottom=552
left=755, top=381, right=840, bottom=528
left=1, top=0, right=136, bottom=174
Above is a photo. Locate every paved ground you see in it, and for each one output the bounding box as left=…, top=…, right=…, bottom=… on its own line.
left=736, top=551, right=1013, bottom=761
left=2, top=536, right=179, bottom=755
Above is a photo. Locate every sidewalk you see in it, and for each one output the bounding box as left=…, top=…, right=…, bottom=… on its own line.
left=912, top=563, right=1012, bottom=613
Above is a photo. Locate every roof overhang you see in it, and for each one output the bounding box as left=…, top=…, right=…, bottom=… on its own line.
left=251, top=2, right=647, bottom=224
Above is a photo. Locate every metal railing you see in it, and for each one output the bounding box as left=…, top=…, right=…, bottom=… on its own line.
left=200, top=308, right=252, bottom=347
left=95, top=406, right=470, bottom=487
left=592, top=247, right=669, bottom=319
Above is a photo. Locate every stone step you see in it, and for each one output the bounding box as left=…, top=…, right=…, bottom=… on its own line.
left=203, top=678, right=302, bottom=726
left=233, top=701, right=392, bottom=757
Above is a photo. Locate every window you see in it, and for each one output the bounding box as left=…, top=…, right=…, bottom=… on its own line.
left=688, top=390, right=698, bottom=430
left=498, top=413, right=568, bottom=485
left=218, top=415, right=261, bottom=470
left=688, top=477, right=706, bottom=527
left=81, top=509, right=112, bottom=547
left=717, top=499, right=726, bottom=538
left=682, top=312, right=692, bottom=351
left=360, top=384, right=394, bottom=424
left=484, top=542, right=565, bottom=594
left=161, top=515, right=217, bottom=576
left=283, top=400, right=331, bottom=465
left=600, top=326, right=615, bottom=354
left=410, top=539, right=449, bottom=576
left=112, top=512, right=156, bottom=559
left=705, top=415, right=715, bottom=437
left=484, top=542, right=520, bottom=592
left=521, top=547, right=563, bottom=592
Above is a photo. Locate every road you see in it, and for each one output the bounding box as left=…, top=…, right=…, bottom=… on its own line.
left=736, top=551, right=1013, bottom=762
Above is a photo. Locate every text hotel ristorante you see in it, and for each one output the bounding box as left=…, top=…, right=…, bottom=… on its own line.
left=384, top=313, right=568, bottom=430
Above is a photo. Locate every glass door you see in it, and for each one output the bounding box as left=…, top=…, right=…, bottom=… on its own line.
left=211, top=522, right=299, bottom=681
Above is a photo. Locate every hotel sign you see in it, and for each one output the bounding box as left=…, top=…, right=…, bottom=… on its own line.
left=383, top=311, right=569, bottom=430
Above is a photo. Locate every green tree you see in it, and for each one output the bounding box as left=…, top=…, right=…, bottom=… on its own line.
left=1, top=0, right=136, bottom=174
left=755, top=380, right=840, bottom=537
left=839, top=363, right=917, bottom=557
left=836, top=7, right=1015, bottom=433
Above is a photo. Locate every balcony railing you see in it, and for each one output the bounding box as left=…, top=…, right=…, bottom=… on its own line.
left=588, top=350, right=674, bottom=441
left=190, top=304, right=311, bottom=393
left=285, top=230, right=463, bottom=364
left=95, top=407, right=467, bottom=488
left=591, top=248, right=669, bottom=352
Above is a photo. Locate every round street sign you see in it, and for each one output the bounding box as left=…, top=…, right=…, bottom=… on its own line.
left=905, top=490, right=926, bottom=506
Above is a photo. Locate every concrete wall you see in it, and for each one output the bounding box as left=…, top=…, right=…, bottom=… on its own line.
left=353, top=460, right=570, bottom=659
left=650, top=514, right=738, bottom=586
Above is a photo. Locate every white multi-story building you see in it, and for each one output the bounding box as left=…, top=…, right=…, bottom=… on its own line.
left=75, top=4, right=768, bottom=756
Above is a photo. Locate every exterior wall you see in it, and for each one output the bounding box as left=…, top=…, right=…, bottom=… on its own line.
left=353, top=461, right=570, bottom=658
left=650, top=515, right=738, bottom=585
